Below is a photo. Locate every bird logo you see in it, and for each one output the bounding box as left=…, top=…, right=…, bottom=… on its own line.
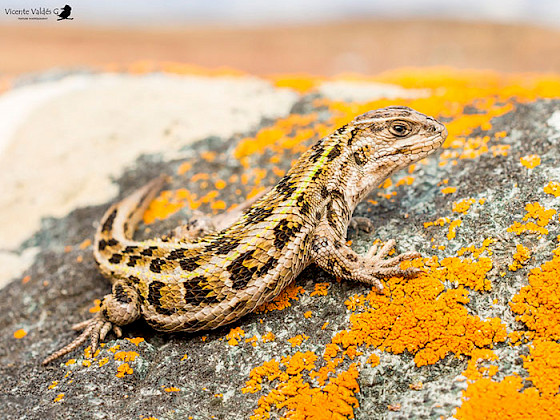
left=57, top=5, right=73, bottom=21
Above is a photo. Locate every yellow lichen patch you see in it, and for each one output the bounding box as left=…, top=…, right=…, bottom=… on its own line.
left=164, top=386, right=181, bottom=392
left=510, top=245, right=560, bottom=340
left=520, top=154, right=541, bottom=169
left=441, top=186, right=457, bottom=195
left=245, top=336, right=258, bottom=348
left=13, top=328, right=27, bottom=339
left=114, top=351, right=139, bottom=362
left=447, top=219, right=462, bottom=240
left=125, top=337, right=144, bottom=346
left=255, top=283, right=305, bottom=313
left=226, top=327, right=246, bottom=346
left=287, top=334, right=309, bottom=348
left=115, top=362, right=133, bottom=378
left=88, top=298, right=102, bottom=313
left=395, top=176, right=415, bottom=187
left=544, top=181, right=560, bottom=198
left=490, top=144, right=511, bottom=157
left=440, top=256, right=493, bottom=291
left=508, top=202, right=556, bottom=235
left=234, top=113, right=318, bottom=159
left=98, top=357, right=109, bottom=367
left=309, top=282, right=330, bottom=297
left=457, top=237, right=496, bottom=259
left=508, top=244, right=531, bottom=271
left=303, top=311, right=312, bottom=319
left=53, top=393, right=64, bottom=403
left=456, top=343, right=560, bottom=419
left=269, top=74, right=323, bottom=94
left=367, top=354, right=380, bottom=367
left=262, top=332, right=276, bottom=343
left=143, top=190, right=186, bottom=224
left=452, top=198, right=477, bottom=214
left=523, top=340, right=560, bottom=396
left=424, top=217, right=450, bottom=228
left=177, top=161, right=192, bottom=175
left=243, top=349, right=359, bottom=420
left=48, top=380, right=58, bottom=390
left=332, top=257, right=505, bottom=367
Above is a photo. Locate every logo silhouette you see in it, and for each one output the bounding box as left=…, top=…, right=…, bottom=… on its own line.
left=57, top=5, right=73, bottom=21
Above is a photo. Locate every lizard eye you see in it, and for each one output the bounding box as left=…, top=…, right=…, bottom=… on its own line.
left=389, top=121, right=411, bottom=137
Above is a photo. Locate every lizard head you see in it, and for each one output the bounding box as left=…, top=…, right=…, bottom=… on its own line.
left=350, top=106, right=447, bottom=174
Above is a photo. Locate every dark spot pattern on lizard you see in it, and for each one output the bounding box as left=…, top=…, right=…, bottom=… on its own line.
left=273, top=219, right=302, bottom=250
left=179, top=257, right=200, bottom=271
left=127, top=255, right=142, bottom=267
left=114, top=284, right=132, bottom=304
left=184, top=276, right=217, bottom=306
left=101, top=209, right=117, bottom=233
left=108, top=253, right=123, bottom=264
left=148, top=281, right=175, bottom=315
left=227, top=251, right=258, bottom=290
left=149, top=258, right=166, bottom=273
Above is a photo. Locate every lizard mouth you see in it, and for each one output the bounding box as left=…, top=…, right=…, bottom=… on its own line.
left=395, top=133, right=446, bottom=156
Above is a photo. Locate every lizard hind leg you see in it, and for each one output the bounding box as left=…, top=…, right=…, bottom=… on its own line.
left=42, top=282, right=140, bottom=365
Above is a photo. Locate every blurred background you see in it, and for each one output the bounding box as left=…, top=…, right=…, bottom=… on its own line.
left=1, top=0, right=559, bottom=78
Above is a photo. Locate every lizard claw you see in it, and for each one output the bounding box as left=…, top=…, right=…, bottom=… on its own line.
left=366, top=240, right=422, bottom=279
left=42, top=314, right=112, bottom=365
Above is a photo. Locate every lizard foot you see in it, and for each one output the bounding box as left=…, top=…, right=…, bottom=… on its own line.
left=42, top=315, right=122, bottom=365
left=42, top=282, right=140, bottom=365
left=366, top=239, right=422, bottom=281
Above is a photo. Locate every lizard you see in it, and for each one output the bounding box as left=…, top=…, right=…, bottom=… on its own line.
left=42, top=106, right=447, bottom=365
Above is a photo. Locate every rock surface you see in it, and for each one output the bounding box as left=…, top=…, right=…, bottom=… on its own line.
left=1, top=69, right=560, bottom=420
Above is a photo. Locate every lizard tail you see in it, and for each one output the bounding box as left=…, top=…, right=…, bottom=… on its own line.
left=93, top=175, right=167, bottom=258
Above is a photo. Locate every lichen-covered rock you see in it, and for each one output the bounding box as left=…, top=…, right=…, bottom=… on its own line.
left=1, top=69, right=560, bottom=420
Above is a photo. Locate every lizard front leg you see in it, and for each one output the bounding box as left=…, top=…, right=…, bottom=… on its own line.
left=310, top=224, right=421, bottom=293
left=42, top=281, right=141, bottom=365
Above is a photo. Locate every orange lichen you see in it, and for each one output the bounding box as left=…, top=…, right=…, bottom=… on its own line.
left=115, top=362, right=133, bottom=378
left=13, top=328, right=27, bottom=339
left=452, top=198, right=477, bottom=214
left=332, top=257, right=504, bottom=367
left=256, top=283, right=305, bottom=313
left=367, top=354, right=380, bottom=367
left=288, top=335, right=310, bottom=348
left=262, top=332, right=276, bottom=343
left=457, top=237, right=495, bottom=259
left=508, top=202, right=556, bottom=236
left=114, top=351, right=139, bottom=362
left=447, top=219, right=462, bottom=240
left=441, top=186, right=457, bottom=194
left=143, top=190, right=186, bottom=224
left=457, top=342, right=560, bottom=419
left=523, top=340, right=560, bottom=396
left=226, top=327, right=246, bottom=346
left=508, top=244, right=531, bottom=271
left=164, top=386, right=181, bottom=392
left=304, top=311, right=312, bottom=319
left=53, top=393, right=64, bottom=403
left=244, top=350, right=359, bottom=420
left=510, top=245, right=560, bottom=340
left=270, top=74, right=322, bottom=93
left=310, top=283, right=330, bottom=297
left=125, top=337, right=145, bottom=346
left=245, top=336, right=258, bottom=347
left=520, top=154, right=541, bottom=169
left=544, top=181, right=560, bottom=197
